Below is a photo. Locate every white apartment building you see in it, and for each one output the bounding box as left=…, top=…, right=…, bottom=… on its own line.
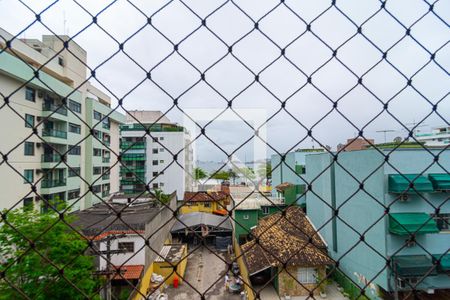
left=0, top=28, right=125, bottom=211
left=415, top=126, right=450, bottom=147
left=120, top=111, right=194, bottom=199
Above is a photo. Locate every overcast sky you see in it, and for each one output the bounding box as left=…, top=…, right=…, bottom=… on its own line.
left=1, top=0, right=449, bottom=161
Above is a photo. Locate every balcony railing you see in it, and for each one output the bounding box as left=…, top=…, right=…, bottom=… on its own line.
left=41, top=179, right=66, bottom=188
left=42, top=129, right=67, bottom=139
left=102, top=190, right=109, bottom=198
left=102, top=123, right=110, bottom=130
left=102, top=157, right=110, bottom=163
left=42, top=102, right=68, bottom=116
left=41, top=154, right=63, bottom=163
left=120, top=165, right=146, bottom=173
left=121, top=153, right=146, bottom=161
left=120, top=141, right=146, bottom=149
left=102, top=174, right=110, bottom=180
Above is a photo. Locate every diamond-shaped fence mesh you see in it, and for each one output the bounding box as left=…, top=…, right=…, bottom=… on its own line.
left=0, top=0, right=449, bottom=299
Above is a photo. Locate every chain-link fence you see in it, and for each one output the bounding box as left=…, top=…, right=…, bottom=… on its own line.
left=0, top=0, right=449, bottom=299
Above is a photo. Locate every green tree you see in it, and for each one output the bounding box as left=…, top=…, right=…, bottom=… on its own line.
left=194, top=167, right=207, bottom=181
left=153, top=189, right=171, bottom=204
left=211, top=170, right=230, bottom=180
left=228, top=168, right=238, bottom=185
left=0, top=208, right=100, bottom=300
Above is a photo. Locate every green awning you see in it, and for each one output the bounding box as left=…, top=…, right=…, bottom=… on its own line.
left=389, top=213, right=439, bottom=235
left=428, top=174, right=450, bottom=191
left=393, top=255, right=437, bottom=277
left=388, top=174, right=434, bottom=194
left=432, top=254, right=450, bottom=272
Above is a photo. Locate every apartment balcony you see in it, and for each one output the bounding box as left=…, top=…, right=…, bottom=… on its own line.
left=120, top=165, right=146, bottom=174
left=102, top=157, right=110, bottom=163
left=42, top=102, right=68, bottom=116
left=121, top=153, right=146, bottom=161
left=41, top=179, right=66, bottom=189
left=120, top=141, right=146, bottom=150
left=102, top=174, right=110, bottom=180
left=120, top=178, right=146, bottom=185
left=42, top=129, right=67, bottom=139
left=41, top=154, right=63, bottom=163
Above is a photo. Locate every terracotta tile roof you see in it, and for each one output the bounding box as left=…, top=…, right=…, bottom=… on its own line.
left=241, top=206, right=333, bottom=275
left=184, top=191, right=228, bottom=202
left=112, top=265, right=144, bottom=280
left=275, top=182, right=294, bottom=192
left=87, top=230, right=145, bottom=241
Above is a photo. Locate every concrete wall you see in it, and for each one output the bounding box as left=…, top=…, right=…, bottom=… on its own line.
left=98, top=234, right=146, bottom=270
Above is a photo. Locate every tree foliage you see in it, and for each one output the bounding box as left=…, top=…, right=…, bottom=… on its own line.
left=153, top=189, right=171, bottom=204
left=0, top=208, right=100, bottom=300
left=257, top=162, right=272, bottom=179
left=194, top=167, right=207, bottom=181
left=211, top=170, right=230, bottom=180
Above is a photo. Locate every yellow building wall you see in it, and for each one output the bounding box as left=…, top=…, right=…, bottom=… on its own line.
left=178, top=201, right=225, bottom=214
left=132, top=262, right=154, bottom=300
left=153, top=245, right=188, bottom=286
left=234, top=238, right=255, bottom=300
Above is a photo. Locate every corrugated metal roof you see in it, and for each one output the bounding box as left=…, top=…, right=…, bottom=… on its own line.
left=171, top=212, right=232, bottom=232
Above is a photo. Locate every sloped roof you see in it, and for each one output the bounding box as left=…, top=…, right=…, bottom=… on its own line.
left=183, top=191, right=228, bottom=202
left=112, top=265, right=144, bottom=280
left=241, top=206, right=333, bottom=275
left=275, top=182, right=294, bottom=192
left=171, top=212, right=232, bottom=232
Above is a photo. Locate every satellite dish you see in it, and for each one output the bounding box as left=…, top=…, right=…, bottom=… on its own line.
left=394, top=136, right=402, bottom=143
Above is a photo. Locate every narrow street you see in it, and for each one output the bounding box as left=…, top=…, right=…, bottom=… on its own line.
left=165, top=246, right=241, bottom=300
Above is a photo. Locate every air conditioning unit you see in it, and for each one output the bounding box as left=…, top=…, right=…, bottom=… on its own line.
left=38, top=90, right=45, bottom=98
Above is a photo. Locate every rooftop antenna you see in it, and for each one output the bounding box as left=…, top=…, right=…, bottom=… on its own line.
left=376, top=130, right=395, bottom=143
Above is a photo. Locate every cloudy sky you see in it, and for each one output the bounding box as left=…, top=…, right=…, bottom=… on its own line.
left=1, top=0, right=449, bottom=161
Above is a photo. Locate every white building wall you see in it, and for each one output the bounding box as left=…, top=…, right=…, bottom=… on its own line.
left=98, top=235, right=145, bottom=270
left=0, top=74, right=43, bottom=210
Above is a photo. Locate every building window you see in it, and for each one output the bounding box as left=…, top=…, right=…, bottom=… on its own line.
left=25, top=114, right=35, bottom=128
left=23, top=197, right=33, bottom=210
left=68, top=100, right=82, bottom=113
left=58, top=56, right=64, bottom=66
left=152, top=160, right=158, bottom=166
left=153, top=172, right=159, bottom=177
left=152, top=137, right=158, bottom=142
left=68, top=123, right=81, bottom=134
left=24, top=142, right=35, bottom=156
left=152, top=148, right=158, bottom=154
left=159, top=182, right=164, bottom=187
left=261, top=207, right=269, bottom=215
left=297, top=267, right=317, bottom=284
left=93, top=167, right=101, bottom=175
left=93, top=110, right=102, bottom=120
left=204, top=202, right=211, bottom=208
left=92, top=185, right=101, bottom=193
left=68, top=145, right=81, bottom=155
left=68, top=167, right=80, bottom=177
left=152, top=183, right=158, bottom=189
left=25, top=87, right=36, bottom=102
left=93, top=148, right=102, bottom=156
left=432, top=213, right=450, bottom=232
left=159, top=137, right=164, bottom=141
left=24, top=169, right=34, bottom=183
left=118, top=242, right=134, bottom=253
left=243, top=214, right=249, bottom=220
left=159, top=160, right=164, bottom=163
left=68, top=189, right=80, bottom=200
left=160, top=148, right=164, bottom=152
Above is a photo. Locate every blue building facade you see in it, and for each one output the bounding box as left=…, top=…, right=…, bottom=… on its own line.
left=306, top=149, right=450, bottom=299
